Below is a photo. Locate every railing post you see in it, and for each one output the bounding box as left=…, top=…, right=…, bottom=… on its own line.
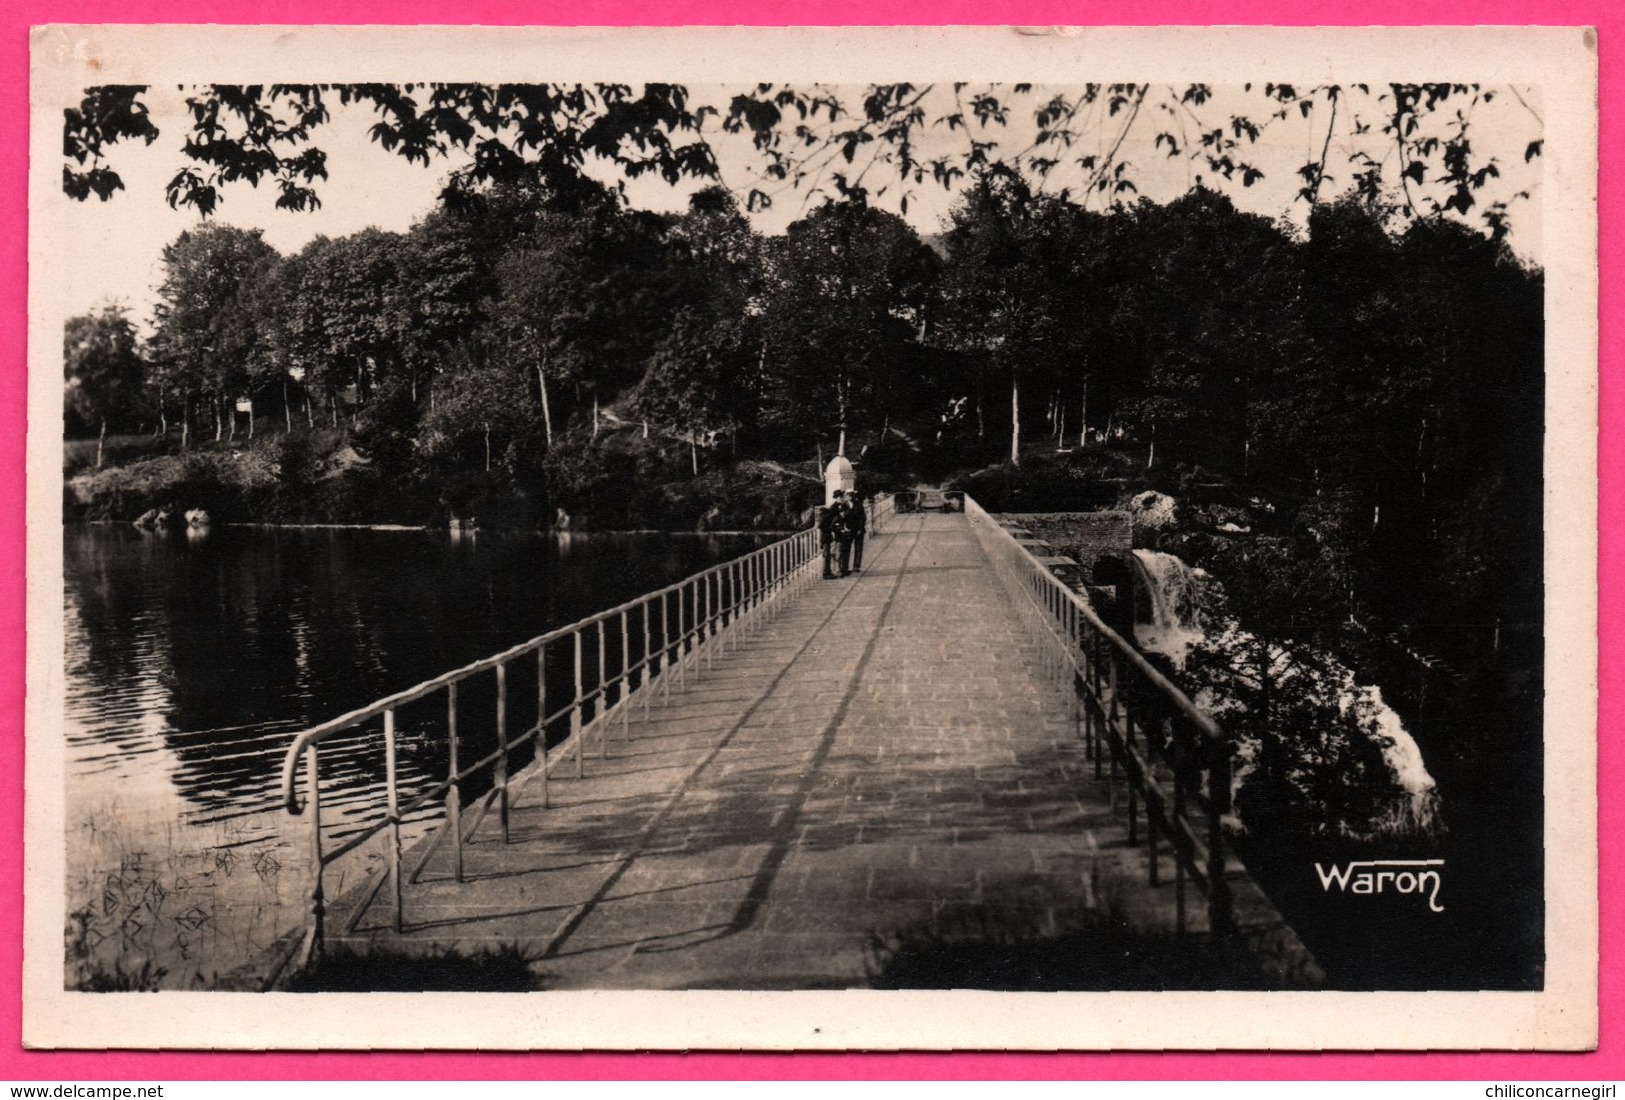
left=704, top=570, right=715, bottom=670
left=1126, top=706, right=1140, bottom=848
left=620, top=609, right=631, bottom=740
left=677, top=582, right=689, bottom=692
left=1172, top=722, right=1186, bottom=934
left=734, top=560, right=744, bottom=632
left=1207, top=743, right=1235, bottom=939
left=384, top=708, right=403, bottom=932
left=495, top=662, right=510, bottom=843
left=642, top=600, right=654, bottom=719
left=447, top=683, right=463, bottom=881
left=660, top=593, right=672, bottom=702
left=1092, top=634, right=1106, bottom=774
left=597, top=618, right=608, bottom=757
left=1107, top=656, right=1121, bottom=811
left=537, top=644, right=550, bottom=808
left=715, top=569, right=727, bottom=654
left=303, top=743, right=324, bottom=966
left=573, top=629, right=585, bottom=778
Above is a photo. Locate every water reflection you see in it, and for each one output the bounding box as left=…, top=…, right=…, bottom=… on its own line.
left=62, top=524, right=772, bottom=987
left=66, top=525, right=766, bottom=813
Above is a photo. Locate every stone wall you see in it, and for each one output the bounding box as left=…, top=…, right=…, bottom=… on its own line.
left=992, top=511, right=1136, bottom=637
left=997, top=511, right=1133, bottom=580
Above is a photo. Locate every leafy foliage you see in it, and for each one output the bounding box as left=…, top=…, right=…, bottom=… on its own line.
left=63, top=86, right=159, bottom=201
left=64, top=306, right=146, bottom=438
left=65, top=81, right=1538, bottom=243
left=148, top=225, right=280, bottom=438
left=757, top=198, right=940, bottom=447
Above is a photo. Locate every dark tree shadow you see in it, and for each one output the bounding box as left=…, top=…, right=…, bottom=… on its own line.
left=865, top=906, right=1278, bottom=991
left=285, top=942, right=546, bottom=992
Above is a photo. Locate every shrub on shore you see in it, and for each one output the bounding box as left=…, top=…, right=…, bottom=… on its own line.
left=284, top=943, right=542, bottom=992
left=65, top=449, right=279, bottom=522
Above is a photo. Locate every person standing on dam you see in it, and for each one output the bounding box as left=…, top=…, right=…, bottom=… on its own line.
left=846, top=491, right=868, bottom=573
left=818, top=497, right=842, bottom=579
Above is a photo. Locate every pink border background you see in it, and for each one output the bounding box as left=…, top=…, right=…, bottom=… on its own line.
left=2, top=1, right=1614, bottom=1080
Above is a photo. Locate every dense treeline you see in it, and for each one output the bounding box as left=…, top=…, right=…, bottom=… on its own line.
left=64, top=162, right=1540, bottom=644
left=67, top=163, right=1542, bottom=641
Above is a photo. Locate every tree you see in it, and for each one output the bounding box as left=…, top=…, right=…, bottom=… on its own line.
left=418, top=350, right=531, bottom=473
left=148, top=225, right=280, bottom=445
left=64, top=83, right=719, bottom=217
left=636, top=187, right=767, bottom=461
left=64, top=82, right=1539, bottom=246
left=395, top=209, right=490, bottom=402
left=64, top=306, right=146, bottom=464
left=757, top=198, right=938, bottom=452
left=1106, top=188, right=1302, bottom=470
left=636, top=307, right=750, bottom=475
left=492, top=192, right=676, bottom=445
left=937, top=169, right=1079, bottom=465
left=276, top=229, right=413, bottom=427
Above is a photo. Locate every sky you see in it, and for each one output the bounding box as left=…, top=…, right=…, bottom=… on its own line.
left=53, top=81, right=1545, bottom=329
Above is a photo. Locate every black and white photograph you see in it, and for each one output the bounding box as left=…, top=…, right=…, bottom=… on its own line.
left=25, top=25, right=1598, bottom=1050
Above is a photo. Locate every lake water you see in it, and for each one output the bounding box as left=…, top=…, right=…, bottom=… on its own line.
left=61, top=524, right=775, bottom=989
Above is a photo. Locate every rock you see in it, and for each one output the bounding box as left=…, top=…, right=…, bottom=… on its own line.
left=133, top=508, right=160, bottom=529
left=554, top=508, right=571, bottom=531
left=1189, top=502, right=1254, bottom=532
left=1127, top=490, right=1177, bottom=538
left=184, top=508, right=210, bottom=527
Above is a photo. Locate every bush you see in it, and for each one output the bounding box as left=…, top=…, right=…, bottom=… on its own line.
left=350, top=379, right=421, bottom=473
left=65, top=450, right=277, bottom=522
left=947, top=449, right=1136, bottom=511
left=285, top=943, right=541, bottom=992
left=64, top=433, right=174, bottom=476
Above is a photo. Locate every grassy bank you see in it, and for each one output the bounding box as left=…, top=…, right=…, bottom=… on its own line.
left=63, top=427, right=826, bottom=532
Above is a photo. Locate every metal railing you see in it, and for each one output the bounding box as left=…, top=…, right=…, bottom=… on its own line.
left=963, top=495, right=1236, bottom=938
left=278, top=523, right=829, bottom=967
left=277, top=495, right=897, bottom=970
left=891, top=488, right=963, bottom=514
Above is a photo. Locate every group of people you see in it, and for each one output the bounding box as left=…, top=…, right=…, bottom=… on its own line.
left=818, top=490, right=867, bottom=579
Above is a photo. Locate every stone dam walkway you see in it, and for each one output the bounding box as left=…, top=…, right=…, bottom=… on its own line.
left=327, top=513, right=1321, bottom=990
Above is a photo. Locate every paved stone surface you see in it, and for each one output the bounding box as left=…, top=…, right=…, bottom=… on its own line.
left=327, top=513, right=1321, bottom=989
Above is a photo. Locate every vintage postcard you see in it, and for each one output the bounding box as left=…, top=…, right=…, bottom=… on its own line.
left=24, top=24, right=1598, bottom=1049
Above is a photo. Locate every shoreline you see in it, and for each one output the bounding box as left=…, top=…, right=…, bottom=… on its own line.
left=72, top=519, right=801, bottom=537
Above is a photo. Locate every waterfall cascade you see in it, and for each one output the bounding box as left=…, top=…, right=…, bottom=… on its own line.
left=1348, top=684, right=1441, bottom=823
left=1131, top=549, right=1206, bottom=668
left=1130, top=547, right=1439, bottom=828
